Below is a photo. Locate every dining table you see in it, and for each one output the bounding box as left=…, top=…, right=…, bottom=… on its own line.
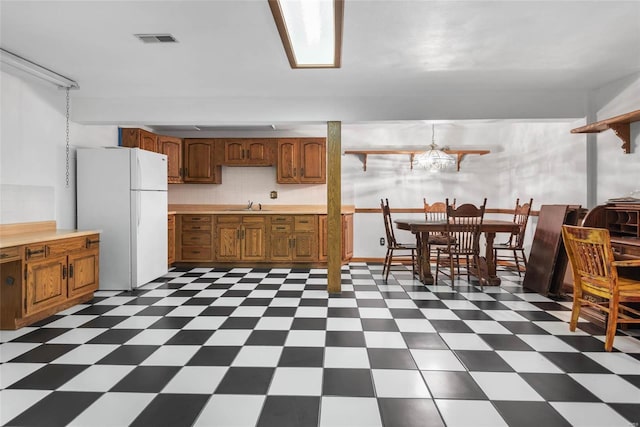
left=394, top=219, right=521, bottom=285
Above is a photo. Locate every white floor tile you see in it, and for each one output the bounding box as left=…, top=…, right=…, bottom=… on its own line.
left=232, top=346, right=282, bottom=367
left=364, top=331, right=407, bottom=348
left=419, top=309, right=460, bottom=320
left=112, top=316, right=161, bottom=329
left=52, top=344, right=119, bottom=364
left=435, top=399, right=508, bottom=427
left=0, top=363, right=45, bottom=388
left=470, top=372, right=544, bottom=401
left=440, top=333, right=492, bottom=350
left=372, top=369, right=430, bottom=398
left=0, top=342, right=40, bottom=363
left=406, top=291, right=439, bottom=300
left=125, top=329, right=178, bottom=345
left=517, top=335, right=579, bottom=352
left=394, top=318, right=435, bottom=332
left=0, top=390, right=51, bottom=425
left=248, top=290, right=278, bottom=298
left=182, top=316, right=226, bottom=330
left=570, top=373, right=640, bottom=403
left=269, top=297, right=301, bottom=307
left=359, top=308, right=393, bottom=319
left=326, top=318, right=363, bottom=331
left=46, top=328, right=106, bottom=344
left=205, top=329, right=252, bottom=346
left=583, top=351, right=640, bottom=375
left=320, top=396, right=382, bottom=427
left=210, top=297, right=246, bottom=306
left=442, top=300, right=480, bottom=310
left=550, top=402, right=632, bottom=427
left=229, top=306, right=267, bottom=317
left=162, top=366, right=228, bottom=393
left=463, top=320, right=512, bottom=334
left=324, top=347, right=370, bottom=368
left=94, top=296, right=136, bottom=306
left=354, top=291, right=384, bottom=299
left=295, top=307, right=328, bottom=318
left=496, top=351, right=564, bottom=373
left=194, top=289, right=226, bottom=298
left=58, top=365, right=134, bottom=391
left=327, top=298, right=358, bottom=308
left=498, top=301, right=542, bottom=311
left=534, top=321, right=587, bottom=335
left=0, top=328, right=37, bottom=343
left=512, top=293, right=554, bottom=302
left=384, top=299, right=417, bottom=309
left=484, top=310, right=530, bottom=322
left=68, top=392, right=155, bottom=427
left=40, top=313, right=96, bottom=327
left=285, top=330, right=326, bottom=347
left=302, top=290, right=328, bottom=299
left=101, top=305, right=145, bottom=316
left=268, top=367, right=323, bottom=395
left=254, top=317, right=293, bottom=330
left=141, top=345, right=200, bottom=366
left=411, top=350, right=466, bottom=371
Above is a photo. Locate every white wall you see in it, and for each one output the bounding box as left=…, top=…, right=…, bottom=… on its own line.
left=0, top=70, right=117, bottom=228
left=590, top=72, right=640, bottom=203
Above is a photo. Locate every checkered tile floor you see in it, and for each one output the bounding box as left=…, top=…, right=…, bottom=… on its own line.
left=2, top=263, right=640, bottom=427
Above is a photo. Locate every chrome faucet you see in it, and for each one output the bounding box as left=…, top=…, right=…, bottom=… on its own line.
left=247, top=200, right=253, bottom=210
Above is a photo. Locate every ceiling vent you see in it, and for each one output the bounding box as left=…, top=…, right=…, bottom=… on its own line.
left=135, top=34, right=178, bottom=44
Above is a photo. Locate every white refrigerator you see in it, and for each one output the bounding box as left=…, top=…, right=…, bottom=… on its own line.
left=77, top=147, right=168, bottom=290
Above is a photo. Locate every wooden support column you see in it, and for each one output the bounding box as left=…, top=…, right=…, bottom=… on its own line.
left=327, top=121, right=342, bottom=294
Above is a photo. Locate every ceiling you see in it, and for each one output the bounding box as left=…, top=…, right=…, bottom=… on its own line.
left=1, top=0, right=639, bottom=128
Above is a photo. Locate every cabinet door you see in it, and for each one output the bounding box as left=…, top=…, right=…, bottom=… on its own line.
left=277, top=139, right=299, bottom=183
left=318, top=215, right=328, bottom=261
left=25, top=256, right=67, bottom=315
left=121, top=128, right=158, bottom=152
left=224, top=140, right=246, bottom=165
left=140, top=130, right=158, bottom=152
left=299, top=139, right=326, bottom=183
left=168, top=215, right=175, bottom=265
left=215, top=222, right=241, bottom=261
left=342, top=214, right=354, bottom=260
left=292, top=233, right=317, bottom=261
left=184, top=139, right=220, bottom=183
left=270, top=231, right=292, bottom=261
left=246, top=139, right=273, bottom=165
left=159, top=136, right=183, bottom=183
left=68, top=248, right=99, bottom=298
left=242, top=222, right=267, bottom=261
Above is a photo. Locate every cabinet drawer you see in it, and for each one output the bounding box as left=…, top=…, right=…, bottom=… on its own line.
left=217, top=216, right=242, bottom=224
left=182, top=215, right=211, bottom=223
left=271, top=215, right=292, bottom=224
left=243, top=216, right=265, bottom=224
left=294, top=216, right=316, bottom=232
left=47, top=237, right=85, bottom=256
left=182, top=223, right=212, bottom=232
left=271, top=224, right=292, bottom=233
left=181, top=247, right=212, bottom=260
left=25, top=244, right=47, bottom=261
left=182, top=232, right=212, bottom=246
left=0, top=246, right=20, bottom=263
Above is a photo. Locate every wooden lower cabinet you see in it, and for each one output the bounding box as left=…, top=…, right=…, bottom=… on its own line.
left=1, top=234, right=100, bottom=330
left=168, top=214, right=175, bottom=265
left=171, top=213, right=353, bottom=265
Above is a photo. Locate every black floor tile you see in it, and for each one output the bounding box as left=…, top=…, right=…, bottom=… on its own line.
left=130, top=393, right=210, bottom=427
left=9, top=344, right=79, bottom=363
left=125, top=297, right=163, bottom=305
left=516, top=310, right=564, bottom=321
left=429, top=319, right=474, bottom=333
left=6, top=391, right=102, bottom=427
left=378, top=398, right=445, bottom=427
left=422, top=370, right=488, bottom=399
left=541, top=352, right=613, bottom=373
left=134, top=306, right=176, bottom=316
left=499, top=321, right=550, bottom=335
left=246, top=330, right=289, bottom=346
left=278, top=346, right=324, bottom=367
left=187, top=346, right=241, bottom=366
left=87, top=329, right=142, bottom=344
left=367, top=348, right=417, bottom=369
left=454, top=350, right=515, bottom=372
left=322, top=368, right=375, bottom=397
left=219, top=317, right=260, bottom=329
left=520, top=373, right=601, bottom=402
left=275, top=290, right=304, bottom=298
left=183, top=297, right=216, bottom=306
left=361, top=319, right=399, bottom=331
left=73, top=305, right=119, bottom=315
left=557, top=335, right=612, bottom=352
left=479, top=334, right=534, bottom=351
left=149, top=316, right=192, bottom=329
left=402, top=332, right=449, bottom=349
left=621, top=374, right=640, bottom=389
left=256, top=396, right=320, bottom=427
left=264, top=307, right=298, bottom=317
left=357, top=299, right=387, bottom=308
left=8, top=364, right=88, bottom=390
left=291, top=318, right=326, bottom=330
left=325, top=331, right=366, bottom=347
left=609, top=403, right=640, bottom=426
left=471, top=300, right=510, bottom=310
left=452, top=309, right=494, bottom=320
left=493, top=401, right=572, bottom=427
left=11, top=328, right=70, bottom=342
left=97, top=345, right=159, bottom=365
left=389, top=308, right=424, bottom=319
left=299, top=299, right=328, bottom=307
left=110, top=366, right=180, bottom=392
left=530, top=301, right=571, bottom=311
left=200, top=306, right=236, bottom=316
left=215, top=367, right=274, bottom=394
left=223, top=290, right=252, bottom=297
left=241, top=298, right=273, bottom=306
left=327, top=307, right=361, bottom=318
left=79, top=316, right=128, bottom=328
left=165, top=330, right=214, bottom=345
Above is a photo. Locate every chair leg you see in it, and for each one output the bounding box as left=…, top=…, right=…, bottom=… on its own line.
left=513, top=249, right=522, bottom=277
left=605, top=294, right=620, bottom=352
left=521, top=250, right=528, bottom=269
left=435, top=251, right=441, bottom=285
left=466, top=254, right=471, bottom=282
left=449, top=255, right=455, bottom=288
left=383, top=249, right=392, bottom=283
left=569, top=293, right=581, bottom=332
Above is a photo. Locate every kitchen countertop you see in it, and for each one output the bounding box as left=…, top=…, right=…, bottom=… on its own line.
left=169, top=204, right=355, bottom=215
left=0, top=229, right=100, bottom=249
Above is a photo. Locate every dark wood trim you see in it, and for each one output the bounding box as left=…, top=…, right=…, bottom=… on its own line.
left=327, top=121, right=342, bottom=293
left=355, top=207, right=539, bottom=216
left=571, top=109, right=640, bottom=154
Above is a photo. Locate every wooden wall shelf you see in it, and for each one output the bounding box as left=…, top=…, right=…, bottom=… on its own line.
left=344, top=149, right=490, bottom=172
left=570, top=109, right=640, bottom=154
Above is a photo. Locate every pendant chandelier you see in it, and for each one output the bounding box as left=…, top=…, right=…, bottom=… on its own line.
left=412, top=124, right=456, bottom=171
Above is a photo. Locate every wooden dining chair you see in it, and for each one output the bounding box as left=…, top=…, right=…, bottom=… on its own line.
left=423, top=198, right=456, bottom=260
left=380, top=198, right=417, bottom=282
left=493, top=198, right=533, bottom=276
left=435, top=198, right=487, bottom=287
left=561, top=225, right=640, bottom=351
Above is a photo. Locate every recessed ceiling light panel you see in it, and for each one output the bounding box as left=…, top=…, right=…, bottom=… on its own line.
left=135, top=34, right=178, bottom=44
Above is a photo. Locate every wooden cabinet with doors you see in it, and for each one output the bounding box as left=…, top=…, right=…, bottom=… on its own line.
left=215, top=215, right=267, bottom=262
left=177, top=215, right=214, bottom=261
left=269, top=215, right=318, bottom=261
left=277, top=138, right=326, bottom=184
left=319, top=214, right=354, bottom=262
left=121, top=128, right=158, bottom=152
left=158, top=136, right=184, bottom=183
left=183, top=139, right=222, bottom=183
left=168, top=213, right=175, bottom=265
left=223, top=139, right=275, bottom=166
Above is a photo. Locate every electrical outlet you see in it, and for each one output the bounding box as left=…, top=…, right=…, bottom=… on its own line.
left=270, top=191, right=278, bottom=199
left=379, top=237, right=385, bottom=246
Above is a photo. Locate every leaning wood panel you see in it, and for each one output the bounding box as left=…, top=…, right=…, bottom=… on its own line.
left=327, top=122, right=342, bottom=293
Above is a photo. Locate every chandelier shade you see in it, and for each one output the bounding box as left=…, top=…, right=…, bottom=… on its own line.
left=412, top=125, right=456, bottom=171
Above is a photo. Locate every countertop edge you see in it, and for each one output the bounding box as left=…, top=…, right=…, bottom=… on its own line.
left=0, top=229, right=101, bottom=249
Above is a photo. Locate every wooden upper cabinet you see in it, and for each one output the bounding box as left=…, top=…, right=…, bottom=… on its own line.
left=121, top=128, right=158, bottom=152
left=158, top=135, right=183, bottom=183
left=183, top=139, right=222, bottom=184
left=277, top=138, right=326, bottom=184
left=223, top=139, right=274, bottom=166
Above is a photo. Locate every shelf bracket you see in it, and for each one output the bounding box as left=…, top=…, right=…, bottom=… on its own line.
left=609, top=123, right=631, bottom=154
left=350, top=153, right=368, bottom=171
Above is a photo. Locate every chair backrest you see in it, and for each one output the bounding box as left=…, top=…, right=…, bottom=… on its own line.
left=380, top=198, right=398, bottom=248
left=561, top=225, right=617, bottom=297
left=508, top=198, right=533, bottom=248
left=445, top=198, right=487, bottom=254
left=424, top=198, right=455, bottom=222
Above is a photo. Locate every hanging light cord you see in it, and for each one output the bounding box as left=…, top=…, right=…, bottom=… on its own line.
left=65, top=87, right=70, bottom=188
